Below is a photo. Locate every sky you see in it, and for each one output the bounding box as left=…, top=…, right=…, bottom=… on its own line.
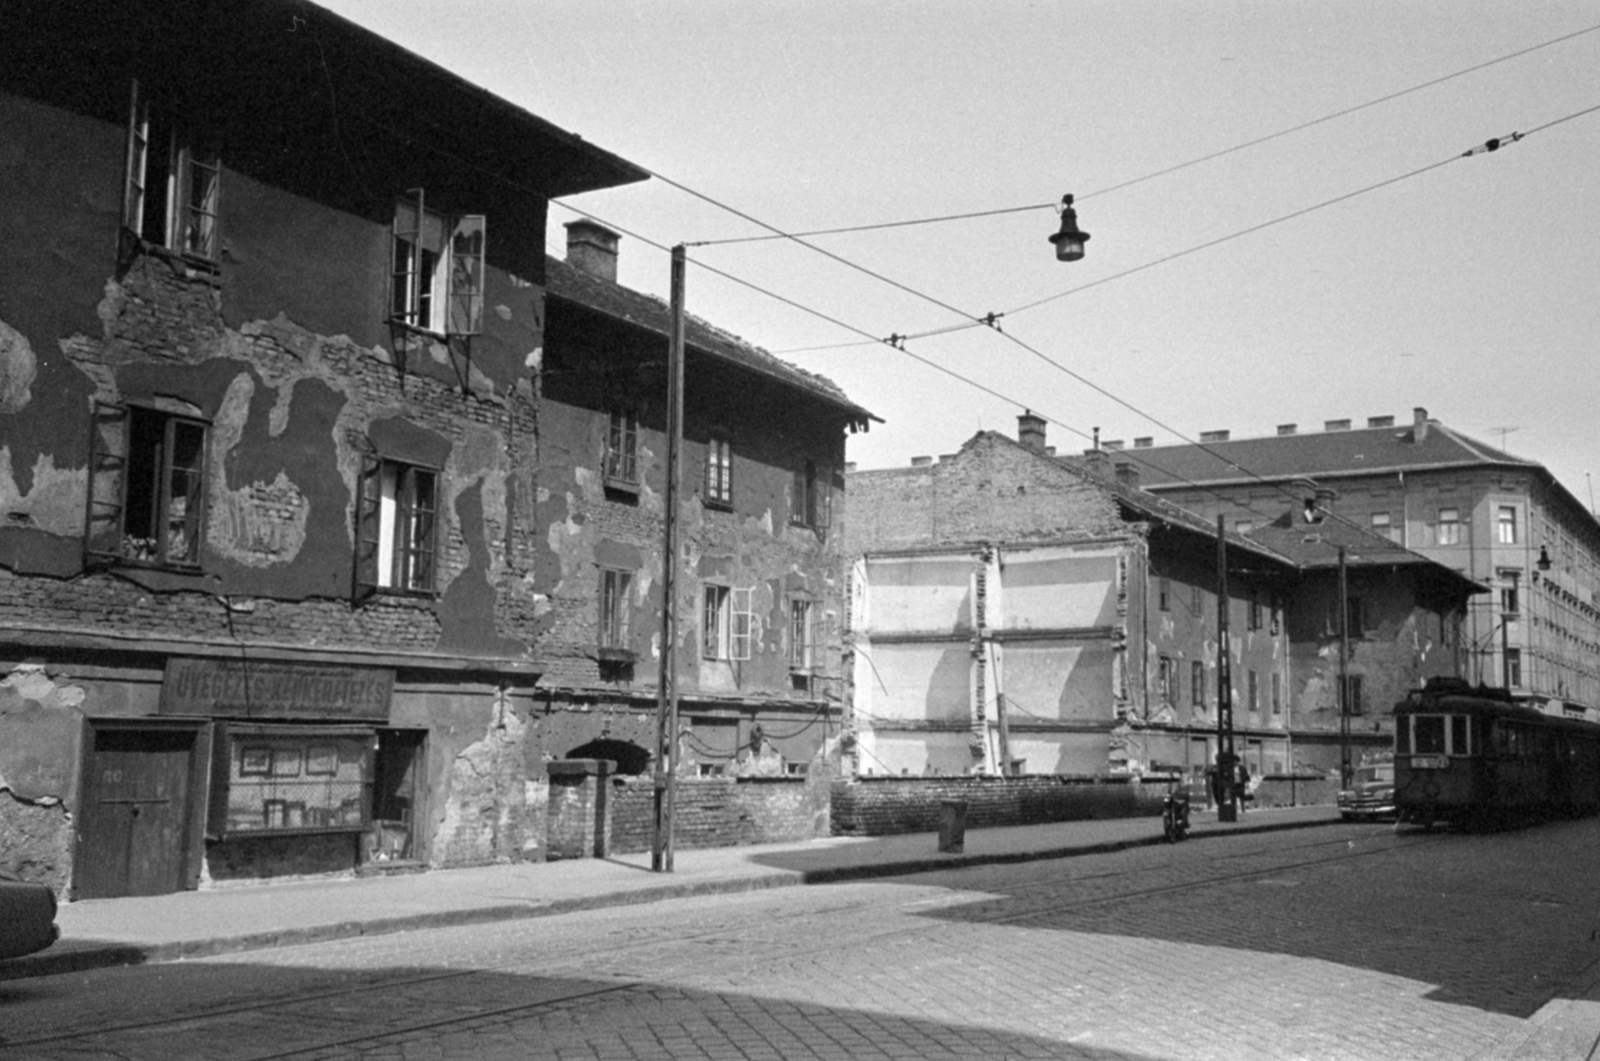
left=319, top=0, right=1599, bottom=503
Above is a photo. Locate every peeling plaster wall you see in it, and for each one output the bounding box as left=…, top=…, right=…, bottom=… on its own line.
left=534, top=304, right=851, bottom=767
left=1284, top=570, right=1467, bottom=771
left=0, top=92, right=543, bottom=658
left=0, top=664, right=88, bottom=890
left=0, top=84, right=558, bottom=886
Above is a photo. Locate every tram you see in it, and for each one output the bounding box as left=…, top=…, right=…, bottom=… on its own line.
left=1392, top=678, right=1600, bottom=829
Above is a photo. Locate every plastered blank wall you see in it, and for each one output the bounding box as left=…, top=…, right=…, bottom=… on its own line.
left=864, top=556, right=971, bottom=633
left=999, top=547, right=1118, bottom=629
left=999, top=641, right=1114, bottom=722
left=864, top=643, right=971, bottom=722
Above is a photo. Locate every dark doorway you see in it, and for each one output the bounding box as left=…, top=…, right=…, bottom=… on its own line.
left=565, top=738, right=650, bottom=775
left=368, top=728, right=426, bottom=863
left=75, top=720, right=209, bottom=899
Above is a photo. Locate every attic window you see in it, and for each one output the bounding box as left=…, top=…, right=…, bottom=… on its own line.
left=390, top=192, right=485, bottom=336
left=123, top=80, right=219, bottom=261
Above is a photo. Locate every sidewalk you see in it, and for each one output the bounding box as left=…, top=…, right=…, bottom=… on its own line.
left=1, top=805, right=1339, bottom=982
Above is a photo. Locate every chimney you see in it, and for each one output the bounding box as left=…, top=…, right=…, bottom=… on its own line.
left=1412, top=406, right=1430, bottom=442
left=564, top=220, right=621, bottom=283
left=1277, top=424, right=1297, bottom=436
left=1114, top=462, right=1141, bottom=488
left=1200, top=429, right=1230, bottom=443
left=1367, top=415, right=1395, bottom=428
left=1133, top=437, right=1154, bottom=449
left=1315, top=485, right=1338, bottom=511
left=1104, top=439, right=1124, bottom=450
left=1017, top=410, right=1047, bottom=454
left=1324, top=419, right=1351, bottom=432
left=1082, top=447, right=1110, bottom=477
left=910, top=456, right=932, bottom=467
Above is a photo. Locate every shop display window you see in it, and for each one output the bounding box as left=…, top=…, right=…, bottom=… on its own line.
left=209, top=723, right=374, bottom=838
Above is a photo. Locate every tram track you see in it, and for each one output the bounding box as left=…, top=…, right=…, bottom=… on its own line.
left=0, top=824, right=1430, bottom=1057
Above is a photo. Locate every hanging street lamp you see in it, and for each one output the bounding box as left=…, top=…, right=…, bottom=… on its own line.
left=1048, top=193, right=1091, bottom=262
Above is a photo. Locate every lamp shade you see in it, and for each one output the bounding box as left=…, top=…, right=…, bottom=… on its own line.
left=1048, top=197, right=1090, bottom=262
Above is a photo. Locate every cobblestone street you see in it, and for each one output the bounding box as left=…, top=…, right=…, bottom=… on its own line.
left=5, top=819, right=1600, bottom=1060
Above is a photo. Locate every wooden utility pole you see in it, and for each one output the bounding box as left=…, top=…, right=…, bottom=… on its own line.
left=1215, top=514, right=1237, bottom=822
left=1338, top=545, right=1351, bottom=789
left=652, top=244, right=686, bottom=872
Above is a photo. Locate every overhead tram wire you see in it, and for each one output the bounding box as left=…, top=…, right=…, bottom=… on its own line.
left=551, top=202, right=1381, bottom=558
left=659, top=19, right=1600, bottom=247
left=554, top=99, right=1600, bottom=567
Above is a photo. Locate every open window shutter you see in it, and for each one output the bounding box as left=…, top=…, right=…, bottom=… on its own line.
left=791, top=465, right=807, bottom=524
left=352, top=454, right=383, bottom=601
left=83, top=402, right=130, bottom=563
left=122, top=81, right=149, bottom=236
left=816, top=466, right=835, bottom=529
left=447, top=215, right=486, bottom=335
left=731, top=587, right=754, bottom=661
left=390, top=191, right=423, bottom=326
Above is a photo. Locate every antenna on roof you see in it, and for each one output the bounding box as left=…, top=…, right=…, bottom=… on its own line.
left=1489, top=426, right=1519, bottom=450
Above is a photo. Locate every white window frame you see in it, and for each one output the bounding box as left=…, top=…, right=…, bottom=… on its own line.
left=702, top=585, right=754, bottom=662
left=599, top=568, right=633, bottom=652
left=390, top=191, right=485, bottom=336
left=356, top=457, right=439, bottom=597
left=1497, top=505, right=1518, bottom=544
left=605, top=405, right=639, bottom=486
left=789, top=599, right=814, bottom=671
left=705, top=433, right=733, bottom=507
left=1436, top=507, right=1462, bottom=546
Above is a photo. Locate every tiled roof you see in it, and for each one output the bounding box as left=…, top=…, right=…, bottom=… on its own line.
left=1245, top=507, right=1487, bottom=594
left=545, top=255, right=878, bottom=427
left=1126, top=420, right=1535, bottom=489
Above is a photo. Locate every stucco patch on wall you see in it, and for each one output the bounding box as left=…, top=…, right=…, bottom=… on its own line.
left=0, top=448, right=85, bottom=537
left=0, top=317, right=37, bottom=413
left=432, top=699, right=528, bottom=866
left=205, top=373, right=312, bottom=567
left=0, top=664, right=85, bottom=802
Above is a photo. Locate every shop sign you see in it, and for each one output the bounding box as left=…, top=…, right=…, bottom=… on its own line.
left=160, top=658, right=394, bottom=721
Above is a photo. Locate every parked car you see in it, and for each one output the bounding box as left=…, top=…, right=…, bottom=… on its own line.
left=1338, top=762, right=1397, bottom=821
left=0, top=870, right=59, bottom=960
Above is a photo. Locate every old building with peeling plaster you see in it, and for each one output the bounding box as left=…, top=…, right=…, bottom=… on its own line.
left=0, top=0, right=650, bottom=896
left=844, top=416, right=1483, bottom=788
left=531, top=223, right=876, bottom=785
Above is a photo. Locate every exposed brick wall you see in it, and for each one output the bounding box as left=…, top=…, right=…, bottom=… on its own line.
left=607, top=774, right=829, bottom=854
left=829, top=775, right=1168, bottom=836
left=846, top=433, right=1125, bottom=556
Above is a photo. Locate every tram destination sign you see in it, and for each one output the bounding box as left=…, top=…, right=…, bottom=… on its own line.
left=160, top=657, right=394, bottom=721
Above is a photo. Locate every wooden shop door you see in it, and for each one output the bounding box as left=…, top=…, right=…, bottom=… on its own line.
left=75, top=725, right=200, bottom=899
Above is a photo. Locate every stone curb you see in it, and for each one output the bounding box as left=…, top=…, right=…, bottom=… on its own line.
left=0, top=814, right=1337, bottom=982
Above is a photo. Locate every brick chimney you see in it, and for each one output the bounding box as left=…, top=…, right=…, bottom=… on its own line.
left=1114, top=462, right=1140, bottom=488
left=1017, top=410, right=1047, bottom=454
left=1412, top=406, right=1430, bottom=442
left=564, top=220, right=621, bottom=283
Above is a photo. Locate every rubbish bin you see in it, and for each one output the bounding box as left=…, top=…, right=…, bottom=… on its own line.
left=938, top=799, right=967, bottom=853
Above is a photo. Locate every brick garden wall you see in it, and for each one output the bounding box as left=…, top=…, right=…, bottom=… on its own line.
left=828, top=774, right=1169, bottom=836
left=607, top=774, right=831, bottom=854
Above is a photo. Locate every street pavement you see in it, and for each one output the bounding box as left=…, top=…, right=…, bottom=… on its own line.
left=6, top=805, right=1600, bottom=1060
left=7, top=806, right=1334, bottom=981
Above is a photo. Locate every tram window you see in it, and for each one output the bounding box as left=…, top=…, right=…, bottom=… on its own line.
left=1414, top=716, right=1446, bottom=755
left=1396, top=721, right=1411, bottom=754
left=1450, top=716, right=1469, bottom=755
